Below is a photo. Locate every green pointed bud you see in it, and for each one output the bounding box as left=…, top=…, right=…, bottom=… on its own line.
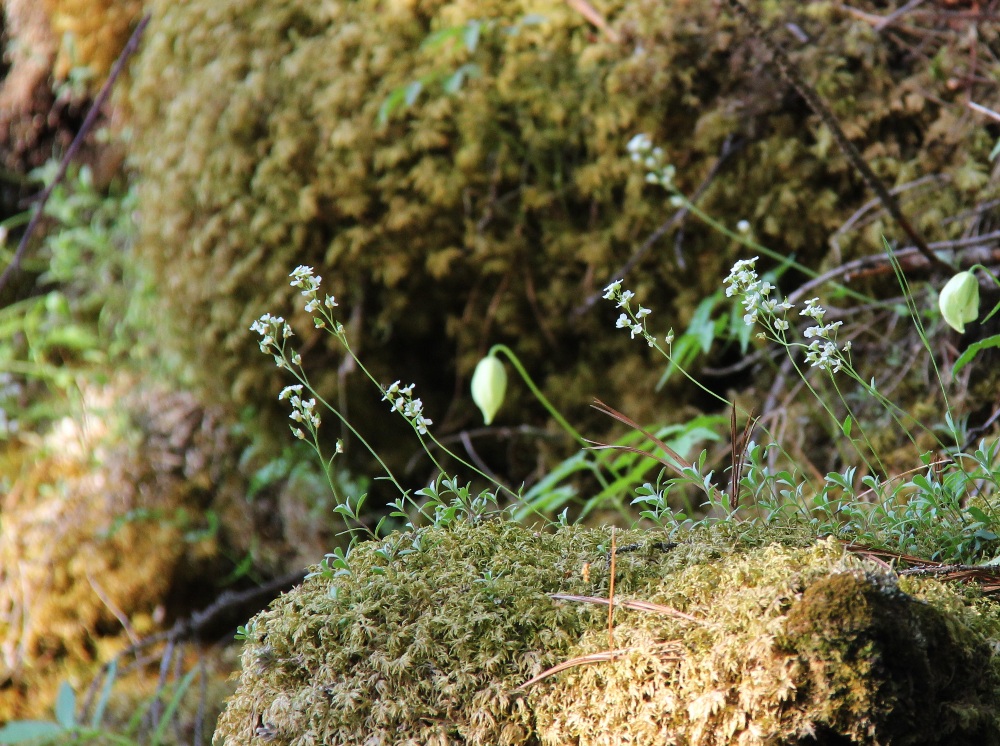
left=939, top=271, right=979, bottom=333
left=471, top=355, right=507, bottom=425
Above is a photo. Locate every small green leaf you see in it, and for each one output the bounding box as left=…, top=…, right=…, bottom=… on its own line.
left=377, top=87, right=407, bottom=125
left=967, top=506, right=991, bottom=524
left=841, top=416, right=852, bottom=438
left=90, top=660, right=117, bottom=728
left=54, top=682, right=75, bottom=730
left=952, top=333, right=1000, bottom=376
left=0, top=722, right=65, bottom=745
left=404, top=80, right=423, bottom=106
left=463, top=20, right=481, bottom=52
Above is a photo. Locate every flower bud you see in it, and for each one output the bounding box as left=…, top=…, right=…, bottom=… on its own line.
left=471, top=355, right=507, bottom=425
left=939, top=271, right=979, bottom=333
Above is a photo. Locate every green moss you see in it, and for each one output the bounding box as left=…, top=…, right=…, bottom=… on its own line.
left=127, top=0, right=998, bottom=480
left=781, top=571, right=997, bottom=743
left=214, top=520, right=1000, bottom=745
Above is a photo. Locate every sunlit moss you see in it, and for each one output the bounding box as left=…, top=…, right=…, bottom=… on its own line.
left=215, top=520, right=1000, bottom=744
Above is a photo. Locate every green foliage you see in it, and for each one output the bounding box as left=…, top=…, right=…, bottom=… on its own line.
left=0, top=160, right=145, bottom=438
left=0, top=672, right=127, bottom=746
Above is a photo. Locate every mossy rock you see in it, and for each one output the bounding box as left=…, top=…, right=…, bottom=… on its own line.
left=0, top=377, right=253, bottom=719
left=213, top=519, right=1000, bottom=744
left=127, top=0, right=997, bottom=480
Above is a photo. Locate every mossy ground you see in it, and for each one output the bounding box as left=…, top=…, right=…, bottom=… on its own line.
left=214, top=519, right=1000, bottom=745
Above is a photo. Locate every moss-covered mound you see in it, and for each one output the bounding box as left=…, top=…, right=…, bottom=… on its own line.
left=128, top=0, right=997, bottom=472
left=214, top=520, right=1000, bottom=745
left=0, top=377, right=249, bottom=719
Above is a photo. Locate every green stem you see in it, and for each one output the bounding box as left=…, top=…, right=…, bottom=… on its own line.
left=488, top=344, right=589, bottom=449
left=681, top=198, right=877, bottom=306
left=487, top=343, right=620, bottom=493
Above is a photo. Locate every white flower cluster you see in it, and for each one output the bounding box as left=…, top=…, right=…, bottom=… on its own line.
left=724, top=257, right=851, bottom=374
left=602, top=279, right=673, bottom=347
left=250, top=313, right=295, bottom=369
left=278, top=384, right=320, bottom=440
left=382, top=380, right=433, bottom=435
left=289, top=265, right=339, bottom=327
left=627, top=133, right=675, bottom=189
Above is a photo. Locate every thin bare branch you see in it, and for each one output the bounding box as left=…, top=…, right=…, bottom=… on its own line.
left=723, top=0, right=953, bottom=274
left=0, top=14, right=152, bottom=292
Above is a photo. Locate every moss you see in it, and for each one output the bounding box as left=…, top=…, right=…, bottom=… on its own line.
left=127, top=0, right=999, bottom=484
left=0, top=377, right=247, bottom=719
left=214, top=521, right=1000, bottom=745
left=41, top=0, right=142, bottom=87
left=780, top=571, right=998, bottom=744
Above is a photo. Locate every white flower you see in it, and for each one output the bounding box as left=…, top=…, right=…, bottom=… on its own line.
left=939, top=271, right=979, bottom=333
left=471, top=355, right=507, bottom=425
left=279, top=385, right=303, bottom=401
left=603, top=279, right=623, bottom=299
left=627, top=133, right=652, bottom=156
left=800, top=298, right=826, bottom=321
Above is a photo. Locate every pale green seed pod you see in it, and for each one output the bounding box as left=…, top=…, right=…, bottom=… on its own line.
left=939, top=271, right=979, bottom=333
left=471, top=355, right=507, bottom=425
